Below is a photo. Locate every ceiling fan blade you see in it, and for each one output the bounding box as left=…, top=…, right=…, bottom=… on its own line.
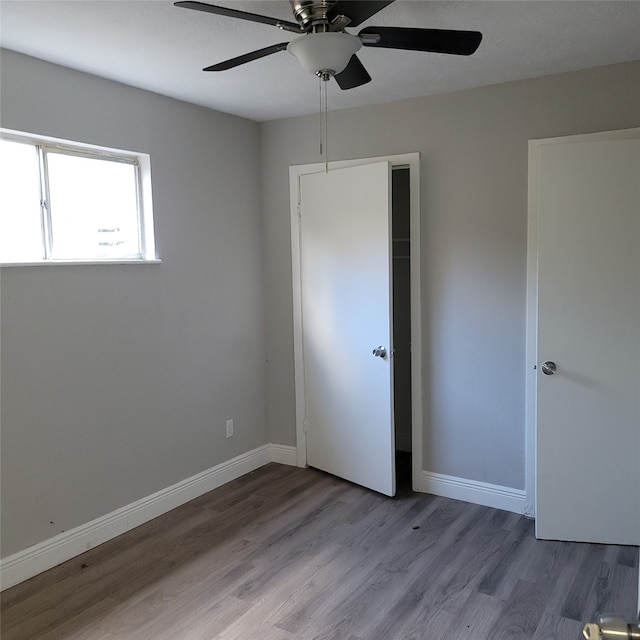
left=360, top=26, right=482, bottom=55
left=203, top=42, right=289, bottom=71
left=174, top=1, right=302, bottom=33
left=327, top=1, right=395, bottom=27
left=334, top=55, right=372, bottom=90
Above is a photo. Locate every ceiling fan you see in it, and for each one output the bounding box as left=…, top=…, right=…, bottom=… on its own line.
left=174, top=0, right=482, bottom=89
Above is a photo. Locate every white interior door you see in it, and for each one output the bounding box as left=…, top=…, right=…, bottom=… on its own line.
left=299, top=161, right=395, bottom=496
left=532, top=129, right=640, bottom=544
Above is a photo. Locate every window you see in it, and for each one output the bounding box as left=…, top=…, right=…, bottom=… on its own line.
left=0, top=130, right=157, bottom=264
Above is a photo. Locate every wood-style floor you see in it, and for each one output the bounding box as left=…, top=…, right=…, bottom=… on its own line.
left=1, top=463, right=638, bottom=640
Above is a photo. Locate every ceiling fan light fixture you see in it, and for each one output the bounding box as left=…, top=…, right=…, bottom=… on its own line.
left=287, top=32, right=362, bottom=76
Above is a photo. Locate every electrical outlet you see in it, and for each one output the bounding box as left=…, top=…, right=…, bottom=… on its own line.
left=225, top=418, right=234, bottom=438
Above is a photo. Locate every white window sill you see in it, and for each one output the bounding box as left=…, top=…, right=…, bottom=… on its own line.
left=1, top=259, right=162, bottom=267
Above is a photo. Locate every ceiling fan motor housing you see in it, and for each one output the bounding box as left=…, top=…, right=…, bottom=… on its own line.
left=290, top=0, right=338, bottom=31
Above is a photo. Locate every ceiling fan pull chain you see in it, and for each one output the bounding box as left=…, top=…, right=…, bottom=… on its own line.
left=323, top=77, right=329, bottom=173
left=318, top=75, right=329, bottom=173
left=318, top=75, right=323, bottom=159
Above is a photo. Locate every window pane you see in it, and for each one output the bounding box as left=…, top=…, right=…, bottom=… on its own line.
left=46, top=152, right=141, bottom=260
left=0, top=139, right=44, bottom=262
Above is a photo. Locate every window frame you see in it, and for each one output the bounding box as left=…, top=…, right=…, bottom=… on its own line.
left=0, top=129, right=159, bottom=266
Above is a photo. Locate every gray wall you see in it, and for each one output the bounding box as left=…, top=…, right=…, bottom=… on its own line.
left=2, top=49, right=639, bottom=560
left=0, top=50, right=266, bottom=557
left=261, top=61, right=640, bottom=490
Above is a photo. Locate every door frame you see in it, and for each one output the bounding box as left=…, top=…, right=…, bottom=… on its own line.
left=524, top=127, right=640, bottom=519
left=290, top=153, right=423, bottom=491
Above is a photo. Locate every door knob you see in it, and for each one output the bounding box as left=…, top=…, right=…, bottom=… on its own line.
left=372, top=346, right=387, bottom=358
left=541, top=361, right=557, bottom=375
left=583, top=614, right=640, bottom=640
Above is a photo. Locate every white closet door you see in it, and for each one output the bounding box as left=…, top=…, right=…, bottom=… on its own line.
left=300, top=161, right=395, bottom=496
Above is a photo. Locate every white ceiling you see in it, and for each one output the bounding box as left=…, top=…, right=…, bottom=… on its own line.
left=1, top=1, right=639, bottom=122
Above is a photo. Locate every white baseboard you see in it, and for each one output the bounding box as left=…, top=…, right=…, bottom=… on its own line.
left=1, top=444, right=292, bottom=591
left=419, top=470, right=526, bottom=515
left=269, top=444, right=298, bottom=466
left=1, top=450, right=526, bottom=591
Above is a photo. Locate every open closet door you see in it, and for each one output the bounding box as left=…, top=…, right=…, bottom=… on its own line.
left=299, top=161, right=395, bottom=496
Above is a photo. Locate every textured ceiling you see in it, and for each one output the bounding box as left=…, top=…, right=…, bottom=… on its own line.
left=1, top=0, right=639, bottom=122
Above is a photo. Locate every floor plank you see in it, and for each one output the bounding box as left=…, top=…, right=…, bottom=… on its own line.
left=1, top=464, right=638, bottom=640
